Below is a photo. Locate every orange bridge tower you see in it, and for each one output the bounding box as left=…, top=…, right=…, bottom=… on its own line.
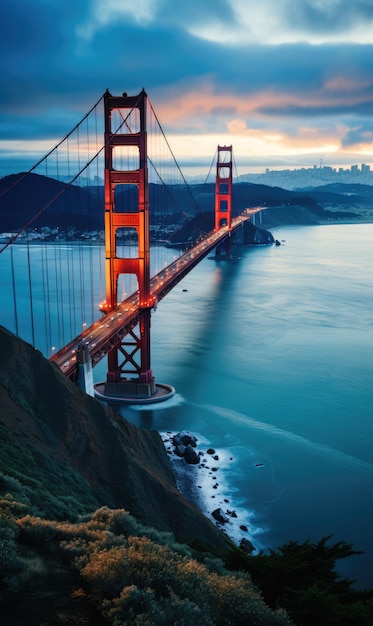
left=214, top=145, right=233, bottom=256
left=100, top=89, right=173, bottom=403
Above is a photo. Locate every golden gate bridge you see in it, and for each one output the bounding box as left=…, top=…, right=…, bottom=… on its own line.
left=0, top=89, right=260, bottom=403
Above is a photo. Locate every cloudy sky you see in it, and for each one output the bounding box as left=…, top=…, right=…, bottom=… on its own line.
left=1, top=0, right=373, bottom=178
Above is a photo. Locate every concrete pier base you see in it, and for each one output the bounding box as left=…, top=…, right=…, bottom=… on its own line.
left=94, top=381, right=175, bottom=404
left=77, top=342, right=94, bottom=397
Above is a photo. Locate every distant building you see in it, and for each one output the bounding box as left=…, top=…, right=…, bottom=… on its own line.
left=239, top=163, right=373, bottom=190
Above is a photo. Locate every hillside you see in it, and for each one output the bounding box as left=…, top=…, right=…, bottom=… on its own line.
left=1, top=329, right=372, bottom=623
left=0, top=325, right=230, bottom=549
left=0, top=326, right=298, bottom=625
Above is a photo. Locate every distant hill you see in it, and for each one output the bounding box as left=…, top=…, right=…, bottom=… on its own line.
left=0, top=172, right=103, bottom=230
left=299, top=183, right=373, bottom=196
left=0, top=172, right=367, bottom=235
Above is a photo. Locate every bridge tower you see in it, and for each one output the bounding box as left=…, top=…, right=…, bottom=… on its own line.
left=215, top=145, right=232, bottom=255
left=99, top=89, right=173, bottom=402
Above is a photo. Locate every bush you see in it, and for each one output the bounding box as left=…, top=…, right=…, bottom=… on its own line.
left=1, top=503, right=295, bottom=625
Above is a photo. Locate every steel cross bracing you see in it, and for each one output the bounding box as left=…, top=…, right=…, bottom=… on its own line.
left=51, top=210, right=259, bottom=381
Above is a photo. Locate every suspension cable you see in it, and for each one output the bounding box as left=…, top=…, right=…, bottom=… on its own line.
left=0, top=93, right=105, bottom=200
left=0, top=146, right=103, bottom=254
left=147, top=97, right=202, bottom=214
left=203, top=148, right=218, bottom=185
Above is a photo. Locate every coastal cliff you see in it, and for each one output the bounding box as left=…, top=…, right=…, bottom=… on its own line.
left=0, top=325, right=230, bottom=549
left=1, top=325, right=370, bottom=624
left=0, top=326, right=298, bottom=625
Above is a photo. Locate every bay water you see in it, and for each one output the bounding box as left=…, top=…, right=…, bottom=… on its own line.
left=2, top=222, right=372, bottom=588
left=100, top=222, right=373, bottom=589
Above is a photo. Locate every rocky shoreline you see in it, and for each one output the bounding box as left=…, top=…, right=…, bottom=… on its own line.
left=161, top=430, right=260, bottom=553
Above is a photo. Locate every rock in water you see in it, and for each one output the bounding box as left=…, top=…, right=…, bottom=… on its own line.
left=174, top=444, right=186, bottom=457
left=173, top=431, right=198, bottom=447
left=212, top=508, right=229, bottom=524
left=184, top=444, right=199, bottom=465
left=240, top=538, right=255, bottom=553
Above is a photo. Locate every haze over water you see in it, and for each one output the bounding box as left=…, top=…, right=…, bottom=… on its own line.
left=111, top=223, right=373, bottom=589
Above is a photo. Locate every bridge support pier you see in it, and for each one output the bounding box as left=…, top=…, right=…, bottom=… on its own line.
left=94, top=380, right=175, bottom=404
left=77, top=342, right=95, bottom=397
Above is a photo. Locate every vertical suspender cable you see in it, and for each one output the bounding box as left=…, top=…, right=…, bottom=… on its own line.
left=65, top=136, right=74, bottom=339
left=95, top=105, right=104, bottom=309
left=41, top=244, right=51, bottom=355
left=26, top=232, right=35, bottom=346
left=89, top=238, right=95, bottom=322
left=85, top=115, right=95, bottom=323
left=66, top=244, right=74, bottom=340
left=44, top=245, right=52, bottom=353
left=70, top=245, right=77, bottom=335
left=55, top=145, right=64, bottom=347
left=57, top=146, right=67, bottom=346
left=53, top=244, right=62, bottom=346
left=79, top=242, right=85, bottom=328
left=10, top=247, right=19, bottom=336
left=76, top=125, right=85, bottom=329
left=57, top=243, right=65, bottom=346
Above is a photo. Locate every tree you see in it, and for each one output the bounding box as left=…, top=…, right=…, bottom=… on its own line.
left=225, top=536, right=373, bottom=626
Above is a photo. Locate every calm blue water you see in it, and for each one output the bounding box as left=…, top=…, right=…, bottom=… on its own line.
left=2, top=223, right=372, bottom=588
left=101, top=223, right=373, bottom=589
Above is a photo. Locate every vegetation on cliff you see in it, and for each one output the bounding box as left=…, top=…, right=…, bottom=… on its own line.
left=1, top=503, right=293, bottom=625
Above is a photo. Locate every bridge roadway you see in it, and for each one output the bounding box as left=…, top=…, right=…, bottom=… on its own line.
left=51, top=209, right=260, bottom=380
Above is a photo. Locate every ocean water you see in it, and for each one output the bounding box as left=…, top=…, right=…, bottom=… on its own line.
left=2, top=223, right=372, bottom=588
left=101, top=223, right=373, bottom=589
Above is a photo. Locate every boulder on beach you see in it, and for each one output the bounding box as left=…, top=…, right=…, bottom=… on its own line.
left=173, top=431, right=198, bottom=448
left=184, top=444, right=199, bottom=465
left=240, top=538, right=255, bottom=553
left=212, top=508, right=229, bottom=524
left=174, top=444, right=186, bottom=457
left=170, top=432, right=199, bottom=464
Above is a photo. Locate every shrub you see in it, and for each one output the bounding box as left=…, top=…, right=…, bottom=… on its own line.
left=1, top=504, right=295, bottom=625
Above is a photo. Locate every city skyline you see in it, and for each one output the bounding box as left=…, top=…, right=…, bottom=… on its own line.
left=1, top=1, right=373, bottom=178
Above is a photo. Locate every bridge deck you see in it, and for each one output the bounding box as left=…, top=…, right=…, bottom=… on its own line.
left=51, top=210, right=259, bottom=379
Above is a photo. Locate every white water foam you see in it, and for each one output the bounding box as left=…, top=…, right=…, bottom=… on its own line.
left=160, top=431, right=267, bottom=552
left=128, top=393, right=186, bottom=411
